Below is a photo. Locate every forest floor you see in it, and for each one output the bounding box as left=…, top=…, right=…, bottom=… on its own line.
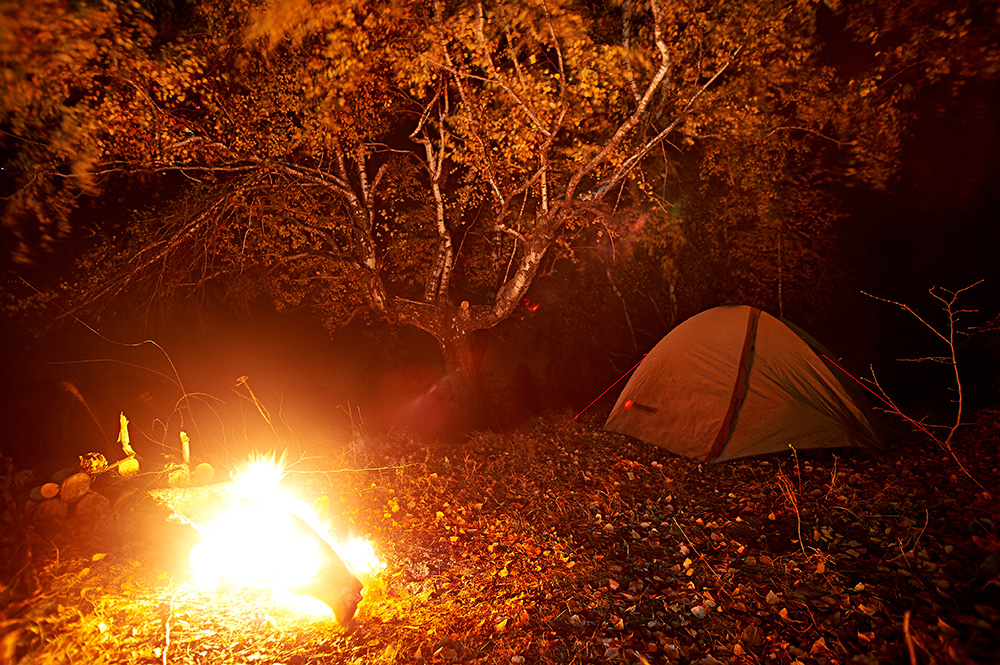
left=1, top=412, right=998, bottom=665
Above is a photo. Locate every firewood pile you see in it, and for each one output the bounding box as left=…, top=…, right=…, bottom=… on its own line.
left=4, top=413, right=217, bottom=538
left=18, top=466, right=112, bottom=530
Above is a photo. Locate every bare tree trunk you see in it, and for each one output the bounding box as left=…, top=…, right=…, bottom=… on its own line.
left=433, top=313, right=489, bottom=432
left=387, top=297, right=491, bottom=433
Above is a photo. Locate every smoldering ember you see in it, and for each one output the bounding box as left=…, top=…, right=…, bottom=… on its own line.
left=0, top=0, right=998, bottom=664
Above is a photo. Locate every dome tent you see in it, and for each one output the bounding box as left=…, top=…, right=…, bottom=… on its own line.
left=604, top=306, right=884, bottom=463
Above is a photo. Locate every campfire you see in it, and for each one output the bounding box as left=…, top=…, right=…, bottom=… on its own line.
left=186, top=456, right=383, bottom=624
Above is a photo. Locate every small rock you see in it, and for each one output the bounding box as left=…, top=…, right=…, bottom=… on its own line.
left=191, top=462, right=215, bottom=486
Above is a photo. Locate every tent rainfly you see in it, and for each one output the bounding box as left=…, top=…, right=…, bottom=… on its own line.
left=604, top=305, right=885, bottom=463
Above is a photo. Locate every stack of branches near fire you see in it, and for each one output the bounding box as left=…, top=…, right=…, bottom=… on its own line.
left=4, top=414, right=216, bottom=537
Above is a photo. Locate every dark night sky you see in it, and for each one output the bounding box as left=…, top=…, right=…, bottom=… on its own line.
left=829, top=78, right=1000, bottom=414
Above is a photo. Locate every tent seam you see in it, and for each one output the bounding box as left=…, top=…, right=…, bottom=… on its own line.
left=705, top=307, right=761, bottom=462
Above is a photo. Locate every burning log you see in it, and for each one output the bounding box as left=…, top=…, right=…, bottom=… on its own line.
left=59, top=472, right=92, bottom=503
left=287, top=511, right=364, bottom=625
left=119, top=463, right=374, bottom=625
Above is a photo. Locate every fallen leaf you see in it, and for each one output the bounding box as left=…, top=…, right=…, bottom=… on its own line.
left=810, top=636, right=829, bottom=654
left=937, top=618, right=958, bottom=635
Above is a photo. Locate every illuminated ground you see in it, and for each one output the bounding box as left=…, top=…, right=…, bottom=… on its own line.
left=1, top=415, right=997, bottom=664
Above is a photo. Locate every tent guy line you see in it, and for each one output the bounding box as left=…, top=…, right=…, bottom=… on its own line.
left=819, top=352, right=938, bottom=441
left=558, top=355, right=647, bottom=433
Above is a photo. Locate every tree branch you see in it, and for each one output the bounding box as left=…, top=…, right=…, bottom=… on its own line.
left=474, top=2, right=551, bottom=138
left=863, top=281, right=991, bottom=493
left=432, top=5, right=506, bottom=210
left=562, top=0, right=677, bottom=205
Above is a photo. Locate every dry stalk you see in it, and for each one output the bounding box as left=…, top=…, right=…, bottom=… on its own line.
left=161, top=599, right=172, bottom=665
left=903, top=609, right=917, bottom=665
left=771, top=445, right=812, bottom=561
left=891, top=508, right=931, bottom=571
left=823, top=456, right=840, bottom=501
left=774, top=467, right=808, bottom=559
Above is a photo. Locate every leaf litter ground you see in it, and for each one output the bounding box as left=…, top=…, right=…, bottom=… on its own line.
left=1, top=413, right=997, bottom=664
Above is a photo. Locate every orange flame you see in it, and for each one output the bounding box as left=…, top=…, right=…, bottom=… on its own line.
left=189, top=456, right=382, bottom=611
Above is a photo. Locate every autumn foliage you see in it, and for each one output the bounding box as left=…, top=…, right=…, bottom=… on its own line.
left=2, top=0, right=997, bottom=416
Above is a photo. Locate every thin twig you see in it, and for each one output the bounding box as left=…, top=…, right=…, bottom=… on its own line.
left=162, top=599, right=172, bottom=665
left=863, top=283, right=991, bottom=494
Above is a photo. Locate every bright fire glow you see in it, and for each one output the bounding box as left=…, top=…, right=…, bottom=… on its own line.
left=189, top=456, right=382, bottom=605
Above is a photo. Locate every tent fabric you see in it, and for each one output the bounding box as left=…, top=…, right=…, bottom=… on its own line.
left=604, top=305, right=884, bottom=463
